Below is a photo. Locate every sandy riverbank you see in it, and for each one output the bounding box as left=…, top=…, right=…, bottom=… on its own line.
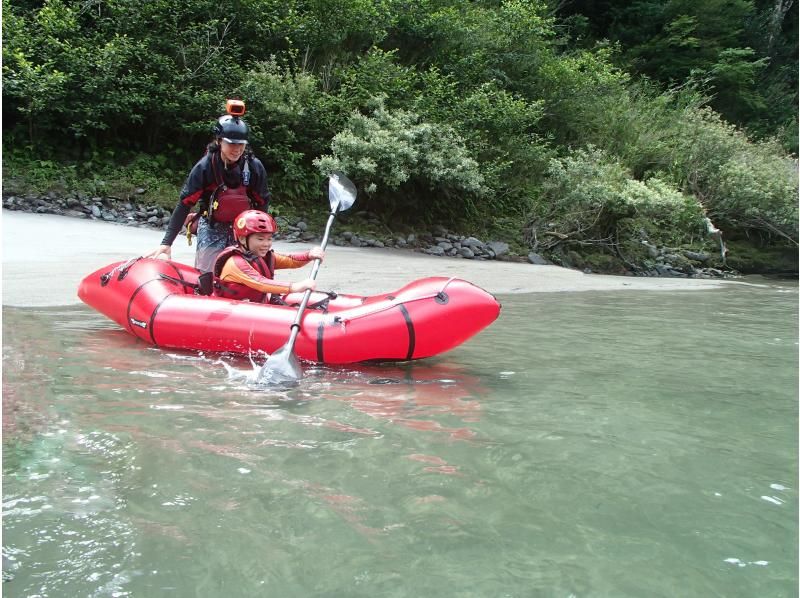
left=2, top=211, right=742, bottom=307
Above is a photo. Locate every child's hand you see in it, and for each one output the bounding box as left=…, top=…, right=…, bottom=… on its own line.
left=290, top=278, right=317, bottom=293
left=308, top=247, right=325, bottom=260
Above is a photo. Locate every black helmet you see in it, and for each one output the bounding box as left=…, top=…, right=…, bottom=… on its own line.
left=213, top=115, right=248, bottom=144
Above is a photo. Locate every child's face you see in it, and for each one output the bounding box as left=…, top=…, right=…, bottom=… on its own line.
left=246, top=233, right=273, bottom=257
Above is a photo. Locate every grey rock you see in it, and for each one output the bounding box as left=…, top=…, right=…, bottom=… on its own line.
left=459, top=247, right=475, bottom=259
left=90, top=205, right=102, bottom=218
left=487, top=241, right=509, bottom=258
left=684, top=250, right=710, bottom=263
left=641, top=241, right=659, bottom=258
left=527, top=253, right=552, bottom=265
left=425, top=246, right=445, bottom=256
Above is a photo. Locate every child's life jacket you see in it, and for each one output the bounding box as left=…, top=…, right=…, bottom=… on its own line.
left=213, top=245, right=313, bottom=303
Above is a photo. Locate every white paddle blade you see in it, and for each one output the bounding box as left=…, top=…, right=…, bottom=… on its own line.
left=256, top=343, right=302, bottom=386
left=328, top=172, right=357, bottom=213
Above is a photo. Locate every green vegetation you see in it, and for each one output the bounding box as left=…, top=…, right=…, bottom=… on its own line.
left=3, top=0, right=797, bottom=272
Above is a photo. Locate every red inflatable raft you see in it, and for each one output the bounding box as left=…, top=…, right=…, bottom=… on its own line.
left=78, top=258, right=501, bottom=364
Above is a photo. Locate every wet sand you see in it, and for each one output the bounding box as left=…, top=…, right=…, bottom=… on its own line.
left=2, top=211, right=738, bottom=307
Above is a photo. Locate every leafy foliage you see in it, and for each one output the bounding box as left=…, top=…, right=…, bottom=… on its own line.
left=314, top=99, right=485, bottom=224
left=556, top=0, right=798, bottom=149
left=667, top=108, right=798, bottom=242
left=2, top=0, right=797, bottom=268
left=525, top=146, right=708, bottom=256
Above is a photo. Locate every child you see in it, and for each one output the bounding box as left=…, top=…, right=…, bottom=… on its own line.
left=212, top=210, right=324, bottom=303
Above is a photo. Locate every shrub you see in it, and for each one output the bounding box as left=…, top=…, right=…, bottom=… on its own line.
left=668, top=107, right=798, bottom=244
left=525, top=146, right=707, bottom=257
left=314, top=98, right=485, bottom=224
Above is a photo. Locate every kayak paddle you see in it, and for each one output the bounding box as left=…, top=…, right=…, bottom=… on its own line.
left=256, top=172, right=357, bottom=386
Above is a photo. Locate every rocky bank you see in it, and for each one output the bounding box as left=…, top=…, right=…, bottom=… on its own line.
left=3, top=190, right=738, bottom=280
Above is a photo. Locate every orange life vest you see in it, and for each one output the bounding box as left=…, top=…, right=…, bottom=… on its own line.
left=212, top=246, right=276, bottom=303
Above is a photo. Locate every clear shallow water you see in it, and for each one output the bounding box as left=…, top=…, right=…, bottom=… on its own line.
left=3, top=282, right=797, bottom=597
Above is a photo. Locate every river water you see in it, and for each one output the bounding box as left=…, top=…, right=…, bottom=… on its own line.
left=2, top=281, right=797, bottom=597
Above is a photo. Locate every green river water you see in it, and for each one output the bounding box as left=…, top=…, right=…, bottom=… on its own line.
left=2, top=281, right=797, bottom=597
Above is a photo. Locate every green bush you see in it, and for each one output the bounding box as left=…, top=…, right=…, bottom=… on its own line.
left=3, top=148, right=182, bottom=207
left=238, top=58, right=335, bottom=203
left=667, top=108, right=798, bottom=244
left=314, top=98, right=486, bottom=224
left=715, top=149, right=799, bottom=243
left=525, top=146, right=707, bottom=255
left=447, top=82, right=552, bottom=217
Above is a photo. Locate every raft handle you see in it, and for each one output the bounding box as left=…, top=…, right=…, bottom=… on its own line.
left=117, top=256, right=142, bottom=281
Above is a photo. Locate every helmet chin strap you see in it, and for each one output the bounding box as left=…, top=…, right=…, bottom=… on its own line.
left=220, top=145, right=243, bottom=168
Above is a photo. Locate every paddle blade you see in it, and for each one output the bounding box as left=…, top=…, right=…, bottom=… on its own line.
left=256, top=343, right=302, bottom=386
left=328, top=171, right=357, bottom=213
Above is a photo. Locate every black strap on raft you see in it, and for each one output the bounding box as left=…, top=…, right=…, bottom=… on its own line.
left=279, top=291, right=337, bottom=312
left=159, top=273, right=199, bottom=291
left=158, top=272, right=237, bottom=297
left=309, top=291, right=337, bottom=312
left=197, top=271, right=214, bottom=296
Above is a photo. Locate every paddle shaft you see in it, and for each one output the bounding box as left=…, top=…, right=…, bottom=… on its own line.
left=283, top=207, right=339, bottom=349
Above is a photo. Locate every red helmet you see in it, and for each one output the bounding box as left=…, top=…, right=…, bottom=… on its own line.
left=233, top=210, right=278, bottom=242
